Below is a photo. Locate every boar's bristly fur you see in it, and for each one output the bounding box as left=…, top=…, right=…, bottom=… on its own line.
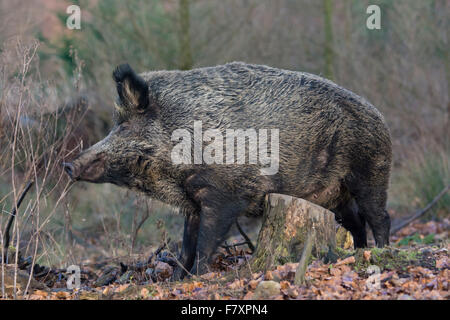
left=64, top=62, right=392, bottom=279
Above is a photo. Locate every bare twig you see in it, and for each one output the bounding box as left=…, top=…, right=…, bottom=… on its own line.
left=235, top=219, right=255, bottom=253
left=390, top=184, right=450, bottom=235
left=119, top=241, right=169, bottom=274
left=131, top=198, right=151, bottom=254
left=147, top=240, right=168, bottom=265
left=3, top=180, right=34, bottom=263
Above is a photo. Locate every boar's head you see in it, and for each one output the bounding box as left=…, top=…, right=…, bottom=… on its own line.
left=63, top=64, right=169, bottom=190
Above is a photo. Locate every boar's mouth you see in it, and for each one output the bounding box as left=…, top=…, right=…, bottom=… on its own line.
left=62, top=153, right=106, bottom=183
left=62, top=162, right=76, bottom=180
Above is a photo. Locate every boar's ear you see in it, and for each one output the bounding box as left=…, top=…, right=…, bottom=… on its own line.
left=113, top=64, right=149, bottom=113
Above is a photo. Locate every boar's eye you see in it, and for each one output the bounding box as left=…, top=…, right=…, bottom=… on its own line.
left=115, top=122, right=130, bottom=134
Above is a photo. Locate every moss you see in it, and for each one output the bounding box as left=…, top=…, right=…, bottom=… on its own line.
left=335, top=246, right=355, bottom=258
left=354, top=247, right=425, bottom=273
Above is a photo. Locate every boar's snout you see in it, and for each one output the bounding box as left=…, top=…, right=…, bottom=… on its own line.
left=62, top=151, right=106, bottom=182
left=62, top=162, right=75, bottom=179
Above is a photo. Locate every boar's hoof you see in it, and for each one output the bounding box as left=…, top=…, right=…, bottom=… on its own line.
left=171, top=266, right=186, bottom=282
left=189, top=262, right=209, bottom=278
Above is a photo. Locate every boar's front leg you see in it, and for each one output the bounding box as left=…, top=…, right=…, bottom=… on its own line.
left=172, top=213, right=200, bottom=281
left=190, top=199, right=242, bottom=276
left=184, top=173, right=243, bottom=276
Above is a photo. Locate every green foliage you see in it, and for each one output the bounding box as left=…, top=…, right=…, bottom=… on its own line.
left=354, top=247, right=422, bottom=272
left=397, top=233, right=436, bottom=246
left=41, top=0, right=179, bottom=90
left=390, top=150, right=449, bottom=219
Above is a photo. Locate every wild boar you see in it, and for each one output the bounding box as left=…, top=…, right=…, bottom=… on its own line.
left=63, top=62, right=392, bottom=279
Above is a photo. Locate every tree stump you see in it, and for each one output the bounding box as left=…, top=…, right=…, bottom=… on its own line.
left=250, top=193, right=336, bottom=273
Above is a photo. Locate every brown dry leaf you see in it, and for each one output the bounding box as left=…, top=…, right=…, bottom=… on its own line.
left=284, top=262, right=299, bottom=270
left=181, top=282, right=190, bottom=292
left=243, top=291, right=253, bottom=300
left=182, top=281, right=204, bottom=293
left=329, top=267, right=342, bottom=277
left=200, top=272, right=218, bottom=281
left=363, top=250, right=371, bottom=262
left=288, top=287, right=299, bottom=298
left=402, top=281, right=420, bottom=292
left=102, top=286, right=111, bottom=295
left=338, top=265, right=352, bottom=274
left=33, top=290, right=48, bottom=299
left=228, top=279, right=244, bottom=290
left=55, top=291, right=70, bottom=300
left=280, top=281, right=290, bottom=290
left=436, top=258, right=447, bottom=269
left=335, top=256, right=355, bottom=267
left=208, top=284, right=219, bottom=291
left=264, top=270, right=274, bottom=280
left=312, top=266, right=329, bottom=274
left=117, top=284, right=130, bottom=293
left=141, top=287, right=149, bottom=298
left=248, top=279, right=259, bottom=290
left=424, top=290, right=443, bottom=300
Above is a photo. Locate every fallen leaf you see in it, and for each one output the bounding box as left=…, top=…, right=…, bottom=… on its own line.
left=141, top=287, right=149, bottom=298
left=55, top=291, right=70, bottom=299
left=29, top=294, right=44, bottom=300
left=200, top=272, right=217, bottom=280
left=264, top=270, right=274, bottom=280
left=287, top=287, right=299, bottom=298
left=228, top=279, right=244, bottom=290
left=33, top=290, right=48, bottom=298
left=335, top=256, right=355, bottom=266
left=436, top=258, right=447, bottom=269
left=248, top=279, right=259, bottom=290
left=329, top=267, right=342, bottom=277
left=280, top=281, right=290, bottom=290
left=243, top=291, right=253, bottom=300
left=117, top=284, right=130, bottom=293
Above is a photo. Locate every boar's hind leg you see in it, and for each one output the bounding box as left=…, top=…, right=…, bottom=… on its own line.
left=351, top=184, right=391, bottom=248
left=172, top=213, right=200, bottom=281
left=333, top=197, right=367, bottom=248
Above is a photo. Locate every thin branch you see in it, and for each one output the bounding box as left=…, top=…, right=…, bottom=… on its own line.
left=390, top=184, right=450, bottom=235
left=235, top=219, right=255, bottom=253
left=3, top=180, right=34, bottom=263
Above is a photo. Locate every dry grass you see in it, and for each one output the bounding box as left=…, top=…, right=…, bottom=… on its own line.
left=0, top=0, right=448, bottom=299
left=0, top=38, right=182, bottom=298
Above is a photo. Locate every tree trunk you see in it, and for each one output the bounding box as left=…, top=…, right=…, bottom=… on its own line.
left=323, top=0, right=334, bottom=80
left=178, top=0, right=193, bottom=70
left=250, top=193, right=336, bottom=273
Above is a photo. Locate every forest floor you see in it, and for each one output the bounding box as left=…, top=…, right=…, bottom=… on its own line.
left=1, top=219, right=448, bottom=300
